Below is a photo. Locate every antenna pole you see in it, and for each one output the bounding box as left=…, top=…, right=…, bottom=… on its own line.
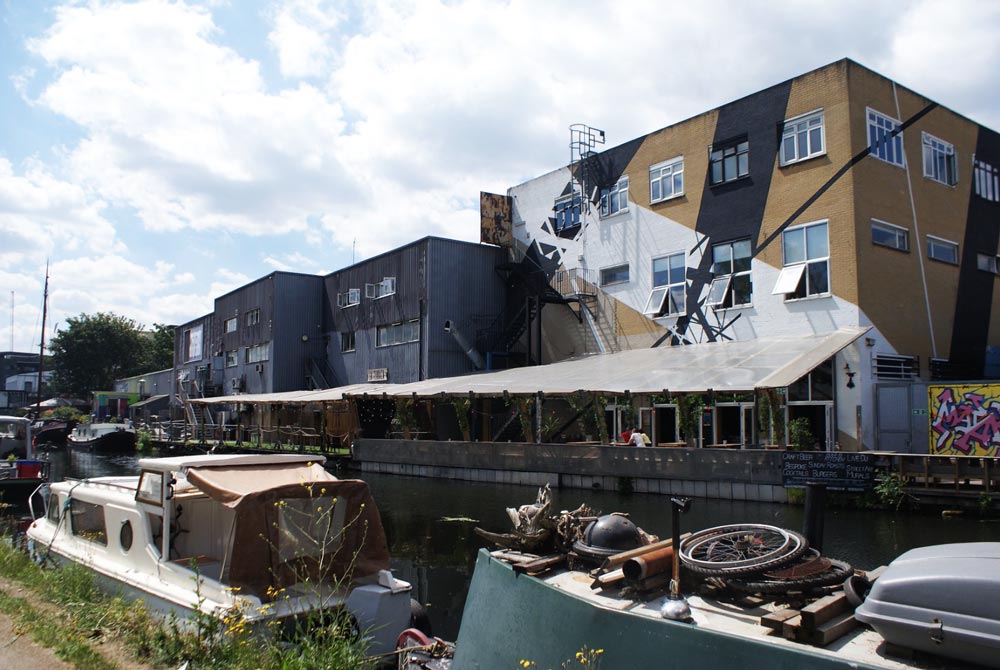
left=35, top=262, right=49, bottom=414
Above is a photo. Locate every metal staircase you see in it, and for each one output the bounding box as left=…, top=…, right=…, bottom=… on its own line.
left=178, top=378, right=214, bottom=441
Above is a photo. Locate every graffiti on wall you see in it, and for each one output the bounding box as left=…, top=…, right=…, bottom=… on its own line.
left=480, top=191, right=512, bottom=248
left=929, top=384, right=1000, bottom=457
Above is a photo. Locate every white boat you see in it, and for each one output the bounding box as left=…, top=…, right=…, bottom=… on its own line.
left=26, top=454, right=415, bottom=657
left=66, top=421, right=137, bottom=452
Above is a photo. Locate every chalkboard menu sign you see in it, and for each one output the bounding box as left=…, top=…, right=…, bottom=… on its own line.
left=782, top=452, right=877, bottom=491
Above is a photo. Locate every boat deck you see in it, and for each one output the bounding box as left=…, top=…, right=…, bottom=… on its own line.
left=542, top=567, right=967, bottom=670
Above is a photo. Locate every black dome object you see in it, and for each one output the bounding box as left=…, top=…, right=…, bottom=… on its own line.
left=573, top=514, right=642, bottom=562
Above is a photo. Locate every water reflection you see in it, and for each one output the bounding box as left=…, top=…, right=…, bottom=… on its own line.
left=44, top=449, right=999, bottom=641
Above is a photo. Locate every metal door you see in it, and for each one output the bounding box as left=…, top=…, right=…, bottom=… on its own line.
left=876, top=384, right=912, bottom=452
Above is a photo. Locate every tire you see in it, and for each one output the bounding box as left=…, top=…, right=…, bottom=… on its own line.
left=727, top=558, right=854, bottom=594
left=409, top=598, right=433, bottom=637
left=679, top=524, right=808, bottom=576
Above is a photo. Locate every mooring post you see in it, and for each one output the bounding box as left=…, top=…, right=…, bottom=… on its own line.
left=802, top=482, right=826, bottom=554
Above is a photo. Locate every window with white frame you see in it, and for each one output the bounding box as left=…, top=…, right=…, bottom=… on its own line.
left=225, top=350, right=238, bottom=367
left=183, top=325, right=203, bottom=362
left=224, top=317, right=237, bottom=333
left=649, top=157, right=684, bottom=202
left=643, top=252, right=686, bottom=317
left=975, top=159, right=1000, bottom=202
left=245, top=342, right=269, bottom=363
left=977, top=252, right=1000, bottom=274
left=871, top=219, right=909, bottom=252
left=377, top=319, right=420, bottom=347
left=707, top=239, right=752, bottom=309
left=709, top=138, right=749, bottom=185
left=245, top=308, right=261, bottom=326
left=600, top=264, right=630, bottom=286
left=867, top=109, right=904, bottom=167
left=780, top=110, right=825, bottom=165
left=774, top=221, right=829, bottom=299
left=927, top=236, right=959, bottom=265
left=366, top=277, right=396, bottom=299
left=337, top=288, right=360, bottom=308
left=600, top=177, right=629, bottom=217
left=340, top=331, right=355, bottom=353
left=554, top=194, right=581, bottom=233
left=922, top=133, right=957, bottom=186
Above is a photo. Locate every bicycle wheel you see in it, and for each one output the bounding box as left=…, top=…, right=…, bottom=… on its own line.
left=727, top=557, right=854, bottom=595
left=679, top=524, right=808, bottom=576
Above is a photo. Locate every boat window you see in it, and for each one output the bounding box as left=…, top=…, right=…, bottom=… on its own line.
left=136, top=470, right=164, bottom=505
left=47, top=494, right=60, bottom=523
left=70, top=499, right=108, bottom=546
left=119, top=520, right=133, bottom=552
left=276, top=495, right=345, bottom=563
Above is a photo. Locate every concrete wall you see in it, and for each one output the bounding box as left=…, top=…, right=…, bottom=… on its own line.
left=354, top=439, right=789, bottom=503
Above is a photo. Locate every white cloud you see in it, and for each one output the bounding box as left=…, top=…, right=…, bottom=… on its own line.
left=268, top=0, right=344, bottom=79
left=173, top=272, right=195, bottom=285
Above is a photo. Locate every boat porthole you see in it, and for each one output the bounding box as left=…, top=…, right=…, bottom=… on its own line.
left=119, top=520, right=133, bottom=552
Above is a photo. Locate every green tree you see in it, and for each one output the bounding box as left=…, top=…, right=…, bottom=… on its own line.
left=49, top=313, right=150, bottom=397
left=145, top=323, right=176, bottom=371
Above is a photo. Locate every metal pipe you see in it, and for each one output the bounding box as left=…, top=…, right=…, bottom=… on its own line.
left=803, top=482, right=826, bottom=553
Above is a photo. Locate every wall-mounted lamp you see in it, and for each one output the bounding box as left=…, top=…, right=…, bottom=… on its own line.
left=864, top=337, right=875, bottom=347
left=844, top=363, right=856, bottom=389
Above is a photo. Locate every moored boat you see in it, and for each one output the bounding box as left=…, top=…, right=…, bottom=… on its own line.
left=452, top=490, right=999, bottom=670
left=66, top=421, right=136, bottom=452
left=31, top=417, right=78, bottom=449
left=0, top=416, right=48, bottom=520
left=26, top=454, right=418, bottom=657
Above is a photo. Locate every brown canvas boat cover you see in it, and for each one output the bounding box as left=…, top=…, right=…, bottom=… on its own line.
left=186, top=463, right=390, bottom=598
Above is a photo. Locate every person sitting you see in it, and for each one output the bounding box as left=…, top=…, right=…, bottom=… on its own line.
left=620, top=427, right=633, bottom=444
left=630, top=428, right=646, bottom=447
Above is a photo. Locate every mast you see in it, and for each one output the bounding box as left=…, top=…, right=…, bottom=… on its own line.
left=35, top=262, right=49, bottom=414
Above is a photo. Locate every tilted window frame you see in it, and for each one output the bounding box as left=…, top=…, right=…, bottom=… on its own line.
left=871, top=219, right=909, bottom=252
left=707, top=239, right=753, bottom=310
left=926, top=235, right=959, bottom=265
left=649, top=156, right=684, bottom=203
left=921, top=132, right=957, bottom=186
left=780, top=109, right=825, bottom=166
left=776, top=220, right=830, bottom=300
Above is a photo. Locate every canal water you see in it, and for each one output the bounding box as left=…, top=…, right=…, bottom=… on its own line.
left=48, top=449, right=1000, bottom=641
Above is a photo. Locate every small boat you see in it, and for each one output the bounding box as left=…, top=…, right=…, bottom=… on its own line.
left=67, top=421, right=137, bottom=452
left=26, top=454, right=419, bottom=657
left=452, top=490, right=1000, bottom=670
left=0, top=416, right=49, bottom=521
left=31, top=417, right=78, bottom=449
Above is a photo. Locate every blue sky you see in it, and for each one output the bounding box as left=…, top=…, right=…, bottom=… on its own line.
left=3, top=0, right=1000, bottom=352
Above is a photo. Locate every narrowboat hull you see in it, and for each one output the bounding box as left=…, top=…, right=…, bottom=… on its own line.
left=67, top=427, right=136, bottom=452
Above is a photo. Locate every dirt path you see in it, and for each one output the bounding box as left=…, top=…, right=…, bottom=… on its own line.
left=0, top=577, right=157, bottom=670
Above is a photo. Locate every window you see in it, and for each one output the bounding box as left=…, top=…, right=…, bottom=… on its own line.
left=377, top=319, right=420, bottom=347
left=600, top=264, right=630, bottom=286
left=135, top=471, right=164, bottom=505
left=70, top=499, right=107, bottom=545
left=554, top=194, right=582, bottom=233
left=643, top=252, right=686, bottom=317
left=709, top=139, right=749, bottom=185
left=975, top=159, right=999, bottom=202
left=183, top=325, right=203, bottom=362
left=867, top=109, right=904, bottom=167
left=337, top=288, right=360, bottom=308
left=245, top=342, right=269, bottom=363
left=225, top=350, right=238, bottom=368
left=871, top=219, right=909, bottom=252
left=977, top=253, right=1000, bottom=274
left=224, top=317, right=237, bottom=333
left=649, top=157, right=684, bottom=202
left=245, top=309, right=261, bottom=326
left=922, top=133, right=957, bottom=185
left=365, top=277, right=396, bottom=299
left=340, top=331, right=355, bottom=353
left=927, top=236, right=959, bottom=265
left=707, top=239, right=752, bottom=309
left=774, top=221, right=829, bottom=299
left=600, top=177, right=629, bottom=217
left=780, top=110, right=825, bottom=165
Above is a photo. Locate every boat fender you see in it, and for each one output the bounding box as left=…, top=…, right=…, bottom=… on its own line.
left=409, top=598, right=433, bottom=637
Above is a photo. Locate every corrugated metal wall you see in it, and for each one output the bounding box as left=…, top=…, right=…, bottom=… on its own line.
left=272, top=274, right=324, bottom=391
left=426, top=238, right=506, bottom=378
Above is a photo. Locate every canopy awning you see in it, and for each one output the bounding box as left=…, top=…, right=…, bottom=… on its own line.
left=361, top=327, right=868, bottom=396
left=187, top=327, right=868, bottom=405
left=186, top=461, right=337, bottom=508
left=128, top=394, right=168, bottom=410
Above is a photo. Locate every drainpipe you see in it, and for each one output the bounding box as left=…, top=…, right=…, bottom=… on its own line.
left=444, top=320, right=485, bottom=370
